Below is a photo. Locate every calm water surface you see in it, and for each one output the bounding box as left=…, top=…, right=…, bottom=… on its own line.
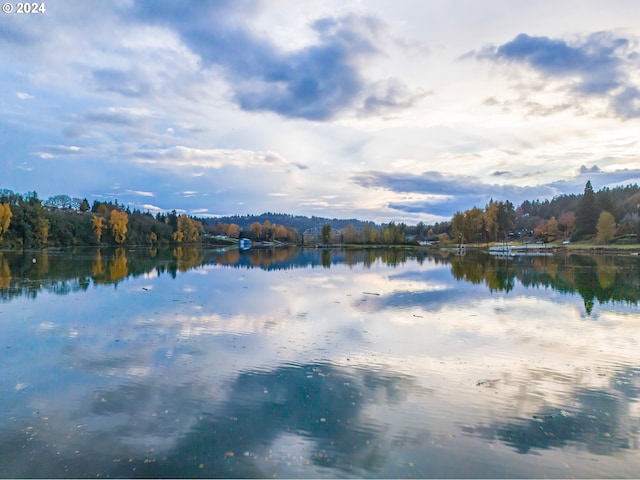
left=1, top=247, right=639, bottom=478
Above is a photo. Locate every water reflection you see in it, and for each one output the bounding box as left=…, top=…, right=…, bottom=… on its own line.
left=2, top=248, right=640, bottom=314
left=1, top=247, right=639, bottom=477
left=464, top=365, right=640, bottom=456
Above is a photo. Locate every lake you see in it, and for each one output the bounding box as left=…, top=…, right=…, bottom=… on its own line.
left=1, top=247, right=639, bottom=478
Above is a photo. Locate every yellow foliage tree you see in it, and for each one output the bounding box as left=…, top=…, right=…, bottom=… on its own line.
left=91, top=215, right=106, bottom=243
left=0, top=203, right=12, bottom=240
left=172, top=215, right=202, bottom=244
left=596, top=211, right=616, bottom=245
left=484, top=202, right=499, bottom=242
left=109, top=209, right=128, bottom=244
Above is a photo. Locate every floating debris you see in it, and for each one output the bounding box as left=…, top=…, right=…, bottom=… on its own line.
left=533, top=414, right=555, bottom=421
left=476, top=379, right=500, bottom=387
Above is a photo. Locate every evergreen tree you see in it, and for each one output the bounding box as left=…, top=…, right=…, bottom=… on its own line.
left=573, top=181, right=599, bottom=240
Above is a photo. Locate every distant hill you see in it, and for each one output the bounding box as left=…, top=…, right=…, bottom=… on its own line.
left=203, top=212, right=376, bottom=233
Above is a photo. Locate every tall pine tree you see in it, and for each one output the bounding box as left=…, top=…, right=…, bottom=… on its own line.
left=573, top=180, right=599, bottom=240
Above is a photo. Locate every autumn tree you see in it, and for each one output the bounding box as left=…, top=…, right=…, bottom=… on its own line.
left=596, top=211, right=616, bottom=245
left=558, top=211, right=576, bottom=238
left=91, top=215, right=106, bottom=243
left=544, top=216, right=559, bottom=241
left=227, top=223, right=240, bottom=238
left=263, top=220, right=272, bottom=241
left=0, top=203, right=12, bottom=240
left=173, top=215, right=202, bottom=243
left=109, top=209, right=128, bottom=244
left=462, top=207, right=484, bottom=244
left=274, top=224, right=288, bottom=241
left=451, top=211, right=465, bottom=243
left=249, top=222, right=262, bottom=239
left=343, top=223, right=358, bottom=244
left=362, top=223, right=377, bottom=244
left=484, top=202, right=499, bottom=243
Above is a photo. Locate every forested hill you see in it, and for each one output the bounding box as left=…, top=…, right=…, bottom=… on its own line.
left=451, top=181, right=640, bottom=244
left=206, top=213, right=375, bottom=233
left=515, top=182, right=640, bottom=237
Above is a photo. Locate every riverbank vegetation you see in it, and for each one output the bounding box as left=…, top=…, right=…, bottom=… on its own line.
left=1, top=181, right=639, bottom=249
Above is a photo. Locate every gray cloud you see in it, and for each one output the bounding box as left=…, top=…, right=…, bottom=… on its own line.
left=92, top=68, right=151, bottom=98
left=473, top=32, right=640, bottom=118
left=128, top=1, right=419, bottom=120
left=361, top=79, right=431, bottom=115
left=579, top=165, right=601, bottom=174
left=352, top=167, right=640, bottom=218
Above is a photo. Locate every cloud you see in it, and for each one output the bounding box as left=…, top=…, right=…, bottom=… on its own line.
left=360, top=79, right=431, bottom=115
left=16, top=92, right=34, bottom=100
left=36, top=145, right=83, bottom=159
left=133, top=146, right=304, bottom=171
left=140, top=204, right=164, bottom=214
left=352, top=170, right=549, bottom=198
left=91, top=68, right=152, bottom=98
left=81, top=107, right=154, bottom=127
left=128, top=1, right=418, bottom=120
left=352, top=170, right=551, bottom=216
left=611, top=86, right=640, bottom=118
left=493, top=33, right=627, bottom=94
left=351, top=167, right=640, bottom=218
left=579, top=165, right=601, bottom=174
left=473, top=32, right=640, bottom=118
left=124, top=189, right=154, bottom=197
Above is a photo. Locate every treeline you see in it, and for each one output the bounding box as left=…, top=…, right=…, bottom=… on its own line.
left=211, top=219, right=301, bottom=243
left=451, top=181, right=640, bottom=244
left=0, top=190, right=203, bottom=248
left=209, top=212, right=375, bottom=234
left=2, top=180, right=638, bottom=249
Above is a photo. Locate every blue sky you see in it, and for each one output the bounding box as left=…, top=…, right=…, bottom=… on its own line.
left=2, top=0, right=640, bottom=223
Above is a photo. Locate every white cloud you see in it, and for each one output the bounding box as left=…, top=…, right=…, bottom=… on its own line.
left=125, top=189, right=154, bottom=197
left=133, top=146, right=296, bottom=171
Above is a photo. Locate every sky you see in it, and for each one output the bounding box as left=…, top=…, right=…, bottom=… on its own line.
left=2, top=0, right=640, bottom=224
